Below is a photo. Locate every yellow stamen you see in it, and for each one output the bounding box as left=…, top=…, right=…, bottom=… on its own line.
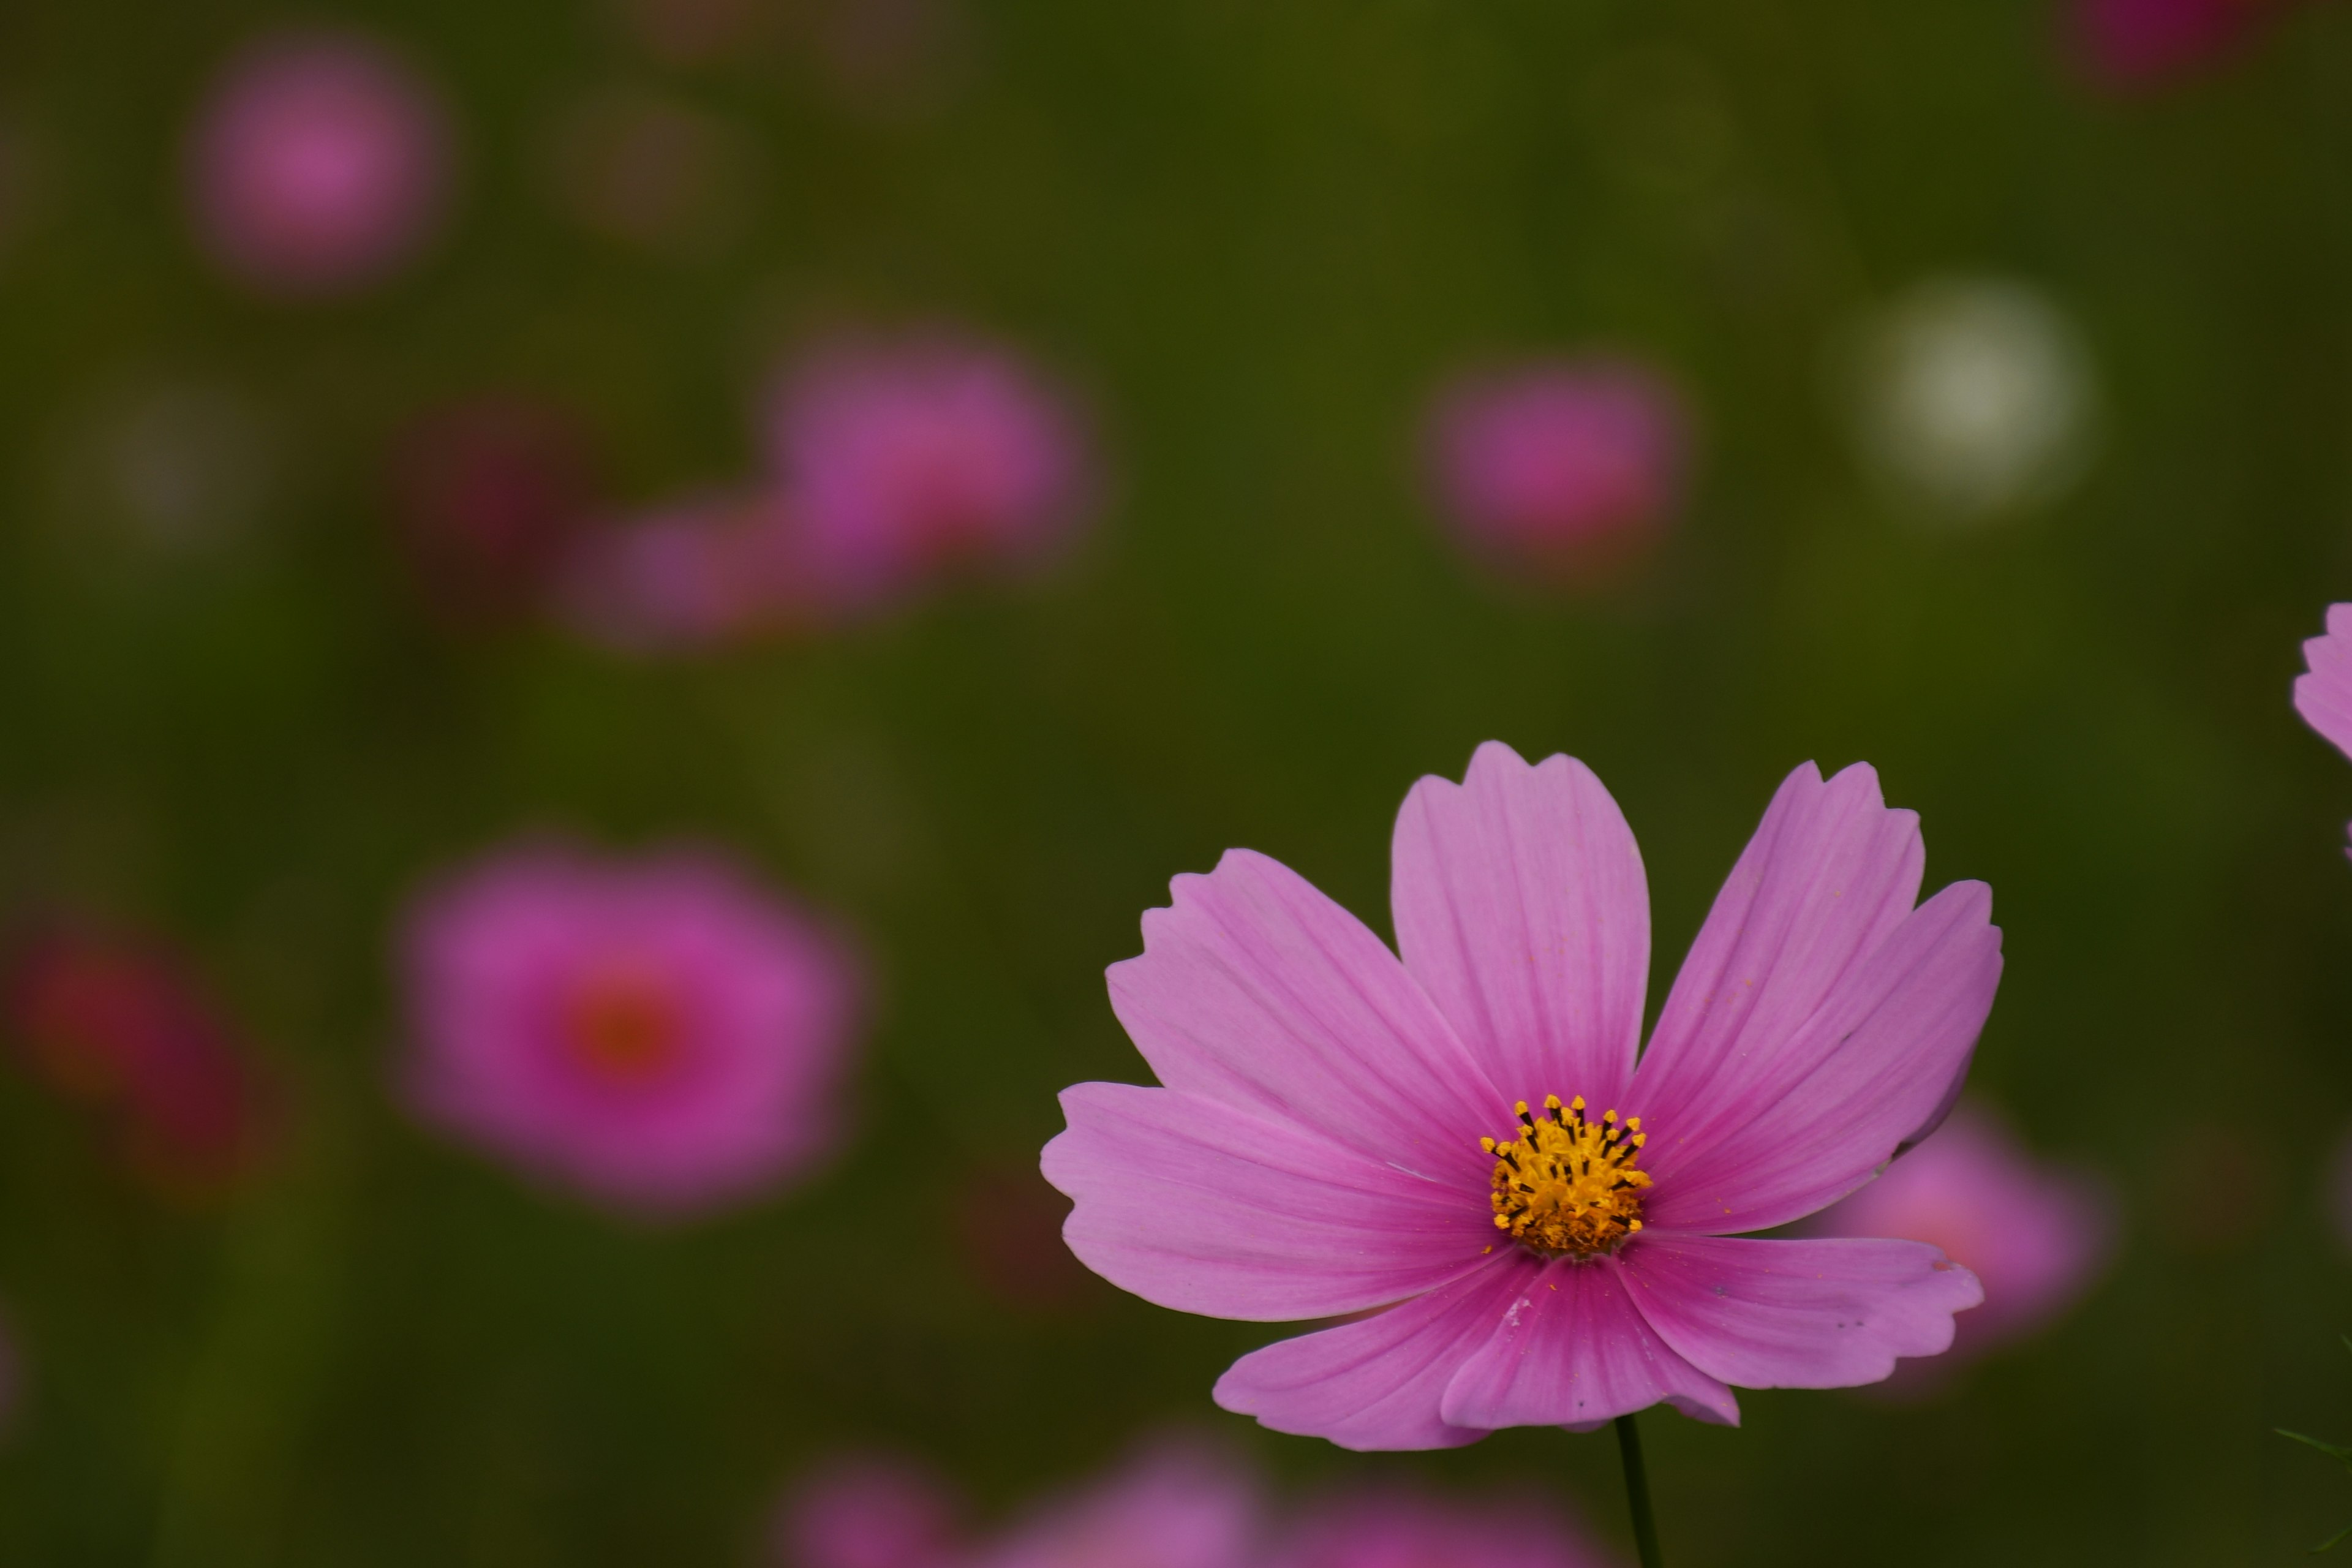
left=1482, top=1094, right=1652, bottom=1259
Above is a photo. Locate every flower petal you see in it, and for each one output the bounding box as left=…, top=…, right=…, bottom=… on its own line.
left=1212, top=1259, right=1523, bottom=1450
left=1640, top=881, right=2003, bottom=1234
left=1108, top=850, right=1506, bottom=1175
left=2296, top=603, right=2352, bottom=763
left=1390, top=742, right=1649, bottom=1110
left=1634, top=762, right=1924, bottom=1155
left=1436, top=1253, right=1738, bottom=1431
left=1042, top=1082, right=1494, bottom=1321
left=1623, top=1234, right=1981, bottom=1389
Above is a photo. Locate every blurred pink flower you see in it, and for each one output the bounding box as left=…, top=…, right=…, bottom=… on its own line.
left=1423, top=359, right=1686, bottom=581
left=1802, top=1103, right=2111, bottom=1374
left=401, top=843, right=862, bottom=1217
left=765, top=332, right=1094, bottom=611
left=3, top=922, right=271, bottom=1196
left=554, top=492, right=810, bottom=654
left=776, top=1453, right=963, bottom=1568
left=1046, top=744, right=1997, bottom=1449
left=186, top=31, right=451, bottom=296
left=967, top=1440, right=1261, bottom=1568
left=392, top=396, right=602, bottom=621
left=1272, top=1485, right=1614, bottom=1568
left=2067, top=0, right=2294, bottom=91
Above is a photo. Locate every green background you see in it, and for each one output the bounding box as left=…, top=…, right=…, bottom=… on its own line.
left=3, top=0, right=2352, bottom=1561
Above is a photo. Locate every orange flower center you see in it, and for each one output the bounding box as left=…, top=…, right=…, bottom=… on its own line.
left=562, top=965, right=684, bottom=1085
left=1482, top=1095, right=1651, bottom=1259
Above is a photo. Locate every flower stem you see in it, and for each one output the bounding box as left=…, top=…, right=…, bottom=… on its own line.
left=1613, top=1414, right=1665, bottom=1568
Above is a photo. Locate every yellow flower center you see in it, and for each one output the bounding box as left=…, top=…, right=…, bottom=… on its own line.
left=1481, top=1095, right=1651, bottom=1259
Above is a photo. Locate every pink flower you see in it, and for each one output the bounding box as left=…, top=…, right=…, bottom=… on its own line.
left=965, top=1440, right=1261, bottom=1568
left=401, top=843, right=862, bottom=1217
left=554, top=493, right=808, bottom=654
left=1271, top=1485, right=1613, bottom=1568
left=391, top=395, right=601, bottom=622
left=186, top=32, right=451, bottom=296
left=775, top=1453, right=963, bottom=1568
left=2298, top=603, right=2352, bottom=763
left=1800, top=1102, right=2111, bottom=1372
left=1044, top=742, right=2000, bottom=1449
left=764, top=332, right=1094, bottom=610
left=2067, top=0, right=2292, bottom=91
left=1423, top=360, right=1686, bottom=580
left=4, top=922, right=272, bottom=1196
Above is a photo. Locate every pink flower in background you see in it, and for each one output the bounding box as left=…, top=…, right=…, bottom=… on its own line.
left=2067, top=0, right=2296, bottom=91
left=555, top=493, right=807, bottom=654
left=1801, top=1103, right=2110, bottom=1376
left=1046, top=742, right=2000, bottom=1449
left=392, top=396, right=602, bottom=621
left=1272, top=1485, right=1614, bottom=1568
left=2, top=922, right=271, bottom=1195
left=966, top=1440, right=1261, bottom=1568
left=402, top=843, right=862, bottom=1216
left=765, top=332, right=1094, bottom=610
left=775, top=1453, right=963, bottom=1568
left=1423, top=360, right=1686, bottom=581
left=187, top=32, right=451, bottom=296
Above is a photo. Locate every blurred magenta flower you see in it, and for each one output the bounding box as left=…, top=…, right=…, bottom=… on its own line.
left=1046, top=742, right=1999, bottom=1449
left=3, top=922, right=271, bottom=1195
left=1801, top=1103, right=2111, bottom=1376
left=1423, top=359, right=1686, bottom=581
left=764, top=331, right=1095, bottom=611
left=401, top=843, right=862, bottom=1217
left=392, top=396, right=601, bottom=621
left=2297, top=603, right=2352, bottom=764
left=2068, top=0, right=2293, bottom=90
left=966, top=1439, right=1261, bottom=1568
left=555, top=492, right=807, bottom=654
left=186, top=31, right=451, bottom=296
left=776, top=1453, right=963, bottom=1568
left=1272, top=1484, right=1613, bottom=1568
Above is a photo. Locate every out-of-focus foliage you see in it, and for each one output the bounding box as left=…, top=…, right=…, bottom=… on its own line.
left=2, top=0, right=2352, bottom=1563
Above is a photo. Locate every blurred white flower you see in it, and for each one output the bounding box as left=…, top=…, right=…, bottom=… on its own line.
left=1836, top=276, right=2100, bottom=526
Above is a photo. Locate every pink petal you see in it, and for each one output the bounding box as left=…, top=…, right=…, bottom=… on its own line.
left=1436, top=1253, right=1738, bottom=1431
left=2296, top=603, right=2352, bottom=763
left=1623, top=1233, right=1981, bottom=1389
left=1212, top=1260, right=1526, bottom=1451
left=1390, top=743, right=1648, bottom=1110
left=1634, top=763, right=1923, bottom=1155
left=1042, top=1082, right=1494, bottom=1321
left=1108, top=850, right=1506, bottom=1178
left=1640, top=881, right=2003, bottom=1234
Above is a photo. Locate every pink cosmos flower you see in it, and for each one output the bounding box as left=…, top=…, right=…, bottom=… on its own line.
left=963, top=1440, right=1261, bottom=1568
left=775, top=1453, right=963, bottom=1568
left=401, top=843, right=862, bottom=1217
left=4, top=922, right=272, bottom=1196
left=1271, top=1484, right=1613, bottom=1568
left=1423, top=360, right=1686, bottom=581
left=764, top=332, right=1093, bottom=610
left=2067, top=0, right=2295, bottom=91
left=186, top=32, right=451, bottom=296
left=1801, top=1102, right=2110, bottom=1375
left=1044, top=742, right=2001, bottom=1449
left=2298, top=603, right=2352, bottom=761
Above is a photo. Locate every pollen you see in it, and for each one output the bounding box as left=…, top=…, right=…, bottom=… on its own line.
left=1480, top=1095, right=1651, bottom=1259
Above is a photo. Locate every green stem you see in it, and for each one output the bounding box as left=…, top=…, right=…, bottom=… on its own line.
left=1613, top=1414, right=1665, bottom=1568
